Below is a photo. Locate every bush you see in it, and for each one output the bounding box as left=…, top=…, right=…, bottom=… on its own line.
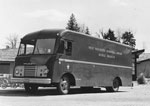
left=137, top=73, right=146, bottom=84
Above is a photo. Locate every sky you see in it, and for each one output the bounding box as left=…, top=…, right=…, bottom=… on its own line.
left=0, top=0, right=150, bottom=52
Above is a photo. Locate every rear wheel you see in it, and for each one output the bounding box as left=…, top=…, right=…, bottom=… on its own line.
left=57, top=76, right=70, bottom=95
left=106, top=78, right=120, bottom=92
left=24, top=84, right=38, bottom=94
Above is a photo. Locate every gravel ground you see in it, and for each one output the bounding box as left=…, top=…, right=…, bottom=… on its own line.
left=0, top=82, right=150, bottom=106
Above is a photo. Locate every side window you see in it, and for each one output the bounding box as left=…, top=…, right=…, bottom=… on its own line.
left=18, top=44, right=25, bottom=55
left=65, top=41, right=72, bottom=56
left=58, top=40, right=65, bottom=54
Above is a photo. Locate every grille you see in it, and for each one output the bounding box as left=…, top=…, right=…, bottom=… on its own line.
left=24, top=65, right=36, bottom=77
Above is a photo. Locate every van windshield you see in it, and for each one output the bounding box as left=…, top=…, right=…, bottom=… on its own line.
left=18, top=39, right=56, bottom=55
left=34, top=39, right=56, bottom=54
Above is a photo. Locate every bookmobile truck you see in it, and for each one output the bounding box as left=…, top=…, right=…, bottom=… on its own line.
left=11, top=29, right=132, bottom=94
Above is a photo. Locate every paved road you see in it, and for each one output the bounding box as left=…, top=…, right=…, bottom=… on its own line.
left=0, top=84, right=150, bottom=106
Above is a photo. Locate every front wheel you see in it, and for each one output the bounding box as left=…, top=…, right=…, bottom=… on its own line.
left=57, top=76, right=70, bottom=95
left=106, top=78, right=120, bottom=92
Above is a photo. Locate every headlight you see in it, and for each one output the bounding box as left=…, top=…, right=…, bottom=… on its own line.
left=15, top=69, right=19, bottom=74
left=43, top=69, right=48, bottom=74
left=14, top=66, right=24, bottom=76
left=37, top=66, right=49, bottom=77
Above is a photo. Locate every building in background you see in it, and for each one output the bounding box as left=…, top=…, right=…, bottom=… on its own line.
left=137, top=53, right=150, bottom=78
left=132, top=49, right=145, bottom=81
left=0, top=48, right=18, bottom=76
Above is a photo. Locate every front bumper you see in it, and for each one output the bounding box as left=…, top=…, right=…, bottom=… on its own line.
left=11, top=78, right=51, bottom=84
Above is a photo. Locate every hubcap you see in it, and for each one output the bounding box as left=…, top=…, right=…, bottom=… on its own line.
left=60, top=78, right=69, bottom=93
left=113, top=79, right=119, bottom=91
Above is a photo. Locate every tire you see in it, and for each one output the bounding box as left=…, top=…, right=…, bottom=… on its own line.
left=24, top=84, right=38, bottom=94
left=57, top=76, right=70, bottom=95
left=106, top=78, right=120, bottom=92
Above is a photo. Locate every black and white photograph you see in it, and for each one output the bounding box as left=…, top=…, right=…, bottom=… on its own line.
left=0, top=0, right=150, bottom=106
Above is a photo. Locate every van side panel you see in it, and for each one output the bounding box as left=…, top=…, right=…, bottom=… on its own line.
left=56, top=32, right=132, bottom=87
left=56, top=59, right=132, bottom=87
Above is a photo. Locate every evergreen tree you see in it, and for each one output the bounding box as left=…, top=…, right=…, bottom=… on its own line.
left=121, top=31, right=136, bottom=48
left=103, top=29, right=117, bottom=42
left=85, top=27, right=90, bottom=35
left=66, top=13, right=80, bottom=32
